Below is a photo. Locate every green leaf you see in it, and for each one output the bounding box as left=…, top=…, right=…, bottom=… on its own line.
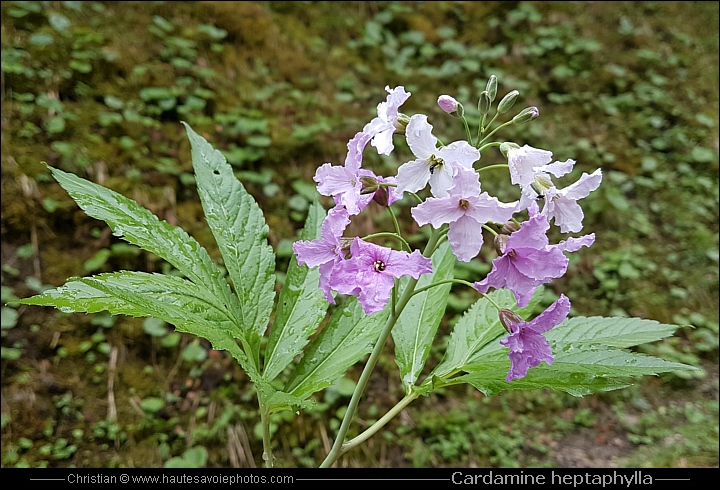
left=140, top=397, right=165, bottom=413
left=1, top=307, right=19, bottom=330
left=458, top=343, right=697, bottom=397
left=458, top=355, right=631, bottom=397
left=393, top=242, right=454, bottom=390
left=46, top=166, right=242, bottom=331
left=285, top=297, right=389, bottom=401
left=182, top=123, right=275, bottom=359
left=16, top=272, right=256, bottom=377
left=431, top=288, right=541, bottom=378
left=263, top=201, right=327, bottom=380
left=545, top=316, right=686, bottom=348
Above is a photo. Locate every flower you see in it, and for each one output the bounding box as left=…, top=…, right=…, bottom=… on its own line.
left=330, top=238, right=432, bottom=314
left=362, top=85, right=411, bottom=156
left=538, top=169, right=603, bottom=233
left=473, top=203, right=595, bottom=307
left=506, top=145, right=602, bottom=233
left=411, top=167, right=517, bottom=262
left=437, top=95, right=459, bottom=114
left=314, top=131, right=373, bottom=215
left=396, top=114, right=480, bottom=198
left=499, top=294, right=571, bottom=381
left=507, top=144, right=574, bottom=189
left=292, top=205, right=351, bottom=304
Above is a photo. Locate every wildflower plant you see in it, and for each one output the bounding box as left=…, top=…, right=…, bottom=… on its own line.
left=12, top=76, right=698, bottom=468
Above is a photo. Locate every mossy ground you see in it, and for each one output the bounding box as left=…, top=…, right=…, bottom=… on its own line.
left=1, top=1, right=718, bottom=468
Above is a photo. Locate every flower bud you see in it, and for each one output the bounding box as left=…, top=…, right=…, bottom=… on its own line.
left=530, top=173, right=554, bottom=197
left=499, top=141, right=520, bottom=158
left=437, top=95, right=459, bottom=114
left=394, top=113, right=411, bottom=133
left=501, top=221, right=521, bottom=234
left=512, top=106, right=539, bottom=125
left=372, top=186, right=390, bottom=207
left=339, top=237, right=354, bottom=259
left=477, top=90, right=491, bottom=116
left=496, top=90, right=519, bottom=114
left=485, top=75, right=498, bottom=102
left=499, top=309, right=524, bottom=334
left=494, top=234, right=509, bottom=255
left=360, top=176, right=379, bottom=195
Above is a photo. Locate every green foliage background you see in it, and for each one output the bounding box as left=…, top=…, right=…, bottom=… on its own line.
left=1, top=1, right=718, bottom=468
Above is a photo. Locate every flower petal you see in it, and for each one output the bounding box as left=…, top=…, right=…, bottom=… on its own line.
left=526, top=294, right=571, bottom=334
left=405, top=114, right=437, bottom=159
left=561, top=169, right=603, bottom=201
left=314, top=163, right=354, bottom=197
left=438, top=140, right=480, bottom=169
left=411, top=196, right=464, bottom=228
left=428, top=160, right=456, bottom=197
left=396, top=158, right=432, bottom=195
left=385, top=248, right=433, bottom=279
left=508, top=145, right=553, bottom=187
left=447, top=215, right=484, bottom=262
left=464, top=193, right=518, bottom=226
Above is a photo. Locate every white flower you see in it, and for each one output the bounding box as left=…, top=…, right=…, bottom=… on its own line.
left=541, top=169, right=603, bottom=233
left=362, top=86, right=411, bottom=156
left=396, top=114, right=479, bottom=197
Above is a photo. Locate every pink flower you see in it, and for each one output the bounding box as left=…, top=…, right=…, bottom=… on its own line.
left=314, top=131, right=373, bottom=215
left=474, top=203, right=595, bottom=307
left=292, top=206, right=351, bottom=304
left=411, top=167, right=517, bottom=262
left=499, top=295, right=571, bottom=381
left=330, top=238, right=432, bottom=314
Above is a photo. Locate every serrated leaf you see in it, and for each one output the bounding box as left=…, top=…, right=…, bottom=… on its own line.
left=546, top=316, right=685, bottom=348
left=458, top=343, right=697, bottom=397
left=393, top=242, right=454, bottom=390
left=431, top=288, right=541, bottom=378
left=546, top=344, right=699, bottom=376
left=16, top=272, right=256, bottom=377
left=46, top=165, right=241, bottom=326
left=285, top=297, right=389, bottom=401
left=458, top=357, right=631, bottom=397
left=263, top=201, right=327, bottom=380
left=183, top=123, right=275, bottom=359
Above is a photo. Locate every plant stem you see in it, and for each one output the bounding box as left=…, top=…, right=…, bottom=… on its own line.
left=319, top=228, right=443, bottom=468
left=339, top=391, right=420, bottom=456
left=257, top=395, right=274, bottom=467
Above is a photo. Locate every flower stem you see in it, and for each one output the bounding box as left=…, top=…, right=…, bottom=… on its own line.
left=478, top=120, right=513, bottom=147
left=477, top=142, right=503, bottom=155
left=319, top=229, right=443, bottom=468
left=481, top=224, right=499, bottom=237
left=410, top=278, right=476, bottom=297
left=362, top=231, right=411, bottom=253
left=478, top=163, right=509, bottom=173
left=461, top=115, right=473, bottom=146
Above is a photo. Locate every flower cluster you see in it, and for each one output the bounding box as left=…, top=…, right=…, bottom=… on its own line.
left=294, top=81, right=602, bottom=381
